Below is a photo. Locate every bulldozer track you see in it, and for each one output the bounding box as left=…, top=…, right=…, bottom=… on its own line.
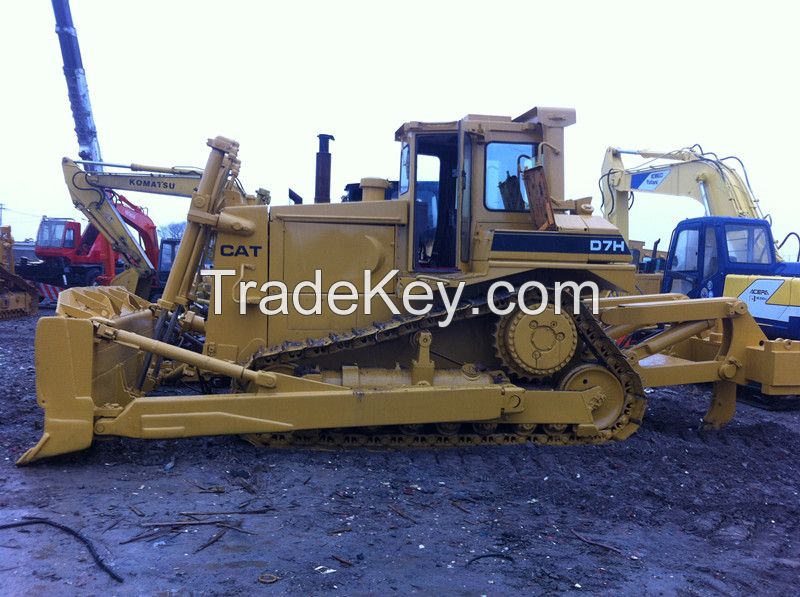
left=245, top=289, right=647, bottom=448
left=0, top=309, right=35, bottom=320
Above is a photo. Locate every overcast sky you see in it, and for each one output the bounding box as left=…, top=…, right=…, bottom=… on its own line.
left=1, top=1, right=798, bottom=258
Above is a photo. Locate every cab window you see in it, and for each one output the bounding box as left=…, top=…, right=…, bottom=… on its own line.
left=37, top=221, right=66, bottom=248
left=702, top=227, right=718, bottom=278
left=725, top=224, right=771, bottom=264
left=670, top=228, right=699, bottom=272
left=160, top=242, right=175, bottom=271
left=399, top=143, right=410, bottom=195
left=484, top=142, right=536, bottom=211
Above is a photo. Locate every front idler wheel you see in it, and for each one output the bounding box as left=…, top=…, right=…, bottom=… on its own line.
left=558, top=364, right=625, bottom=430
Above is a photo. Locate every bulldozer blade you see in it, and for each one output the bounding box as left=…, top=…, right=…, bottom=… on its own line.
left=17, top=317, right=97, bottom=465
left=110, top=268, right=152, bottom=299
left=18, top=287, right=154, bottom=465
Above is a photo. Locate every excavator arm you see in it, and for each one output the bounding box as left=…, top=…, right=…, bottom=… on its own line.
left=81, top=162, right=203, bottom=197
left=601, top=147, right=764, bottom=242
left=61, top=158, right=202, bottom=297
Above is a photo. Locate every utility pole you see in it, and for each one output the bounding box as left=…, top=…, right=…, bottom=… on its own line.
left=0, top=203, right=4, bottom=227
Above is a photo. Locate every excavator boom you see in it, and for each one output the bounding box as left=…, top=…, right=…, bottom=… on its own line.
left=601, top=146, right=764, bottom=241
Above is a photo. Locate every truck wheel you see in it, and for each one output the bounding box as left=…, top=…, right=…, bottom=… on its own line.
left=84, top=268, right=101, bottom=286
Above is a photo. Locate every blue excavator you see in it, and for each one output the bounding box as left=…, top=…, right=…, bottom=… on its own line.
left=602, top=146, right=800, bottom=342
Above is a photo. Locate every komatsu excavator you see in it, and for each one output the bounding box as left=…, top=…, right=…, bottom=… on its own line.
left=58, top=160, right=205, bottom=298
left=601, top=147, right=800, bottom=341
left=19, top=107, right=800, bottom=464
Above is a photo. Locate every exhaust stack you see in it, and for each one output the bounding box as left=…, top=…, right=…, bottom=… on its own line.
left=314, top=134, right=334, bottom=203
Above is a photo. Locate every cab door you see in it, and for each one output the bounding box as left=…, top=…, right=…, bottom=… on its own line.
left=458, top=128, right=474, bottom=264
left=663, top=221, right=724, bottom=297
left=662, top=223, right=705, bottom=297
left=412, top=133, right=459, bottom=271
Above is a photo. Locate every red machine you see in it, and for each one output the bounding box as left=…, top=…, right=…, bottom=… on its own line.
left=18, top=195, right=158, bottom=287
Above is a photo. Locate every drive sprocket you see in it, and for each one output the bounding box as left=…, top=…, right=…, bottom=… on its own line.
left=494, top=304, right=578, bottom=381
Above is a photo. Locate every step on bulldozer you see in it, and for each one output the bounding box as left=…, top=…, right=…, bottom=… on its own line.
left=18, top=107, right=800, bottom=464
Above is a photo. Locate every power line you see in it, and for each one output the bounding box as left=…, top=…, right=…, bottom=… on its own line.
left=4, top=206, right=42, bottom=218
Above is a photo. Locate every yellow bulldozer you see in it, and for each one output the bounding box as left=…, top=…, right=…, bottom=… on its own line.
left=19, top=107, right=800, bottom=464
left=0, top=226, right=38, bottom=319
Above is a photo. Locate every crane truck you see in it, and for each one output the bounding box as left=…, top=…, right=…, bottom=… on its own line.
left=21, top=1, right=197, bottom=301
left=17, top=106, right=800, bottom=464
left=601, top=146, right=800, bottom=341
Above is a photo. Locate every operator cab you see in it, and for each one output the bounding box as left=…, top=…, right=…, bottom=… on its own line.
left=662, top=216, right=778, bottom=298
left=35, top=218, right=76, bottom=251
left=394, top=108, right=574, bottom=274
left=35, top=217, right=102, bottom=260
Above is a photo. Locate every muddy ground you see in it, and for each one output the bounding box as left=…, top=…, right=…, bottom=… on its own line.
left=0, top=313, right=798, bottom=595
